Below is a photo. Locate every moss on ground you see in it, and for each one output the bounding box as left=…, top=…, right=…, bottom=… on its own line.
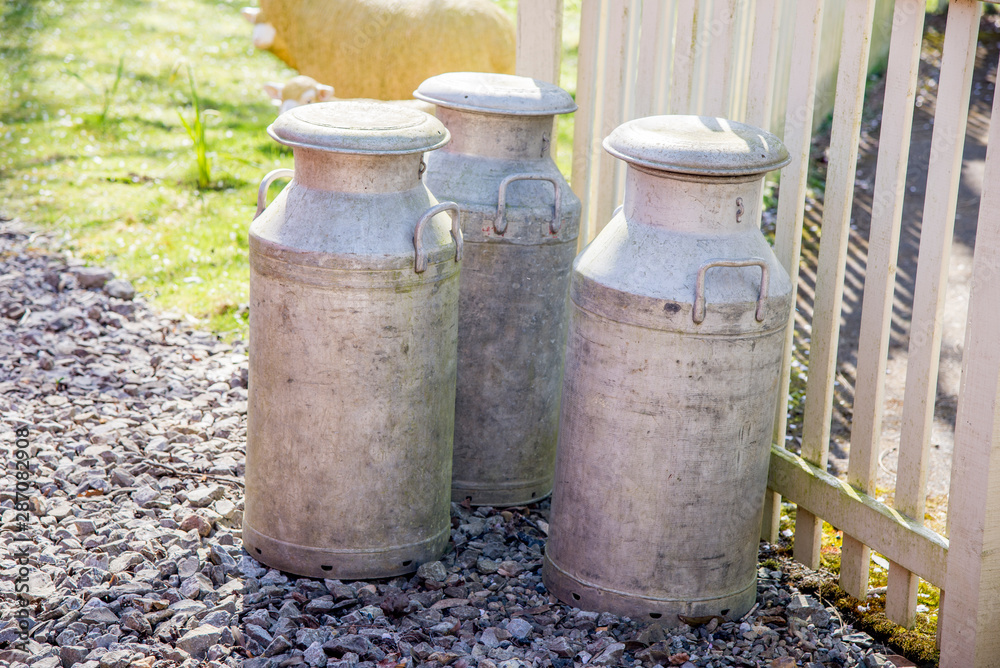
left=774, top=502, right=942, bottom=666
left=790, top=573, right=939, bottom=666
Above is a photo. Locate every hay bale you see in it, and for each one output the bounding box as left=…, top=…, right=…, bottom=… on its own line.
left=244, top=0, right=515, bottom=101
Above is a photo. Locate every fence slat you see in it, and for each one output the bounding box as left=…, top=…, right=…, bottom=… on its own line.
left=591, top=0, right=632, bottom=237
left=841, top=0, right=925, bottom=620
left=796, top=0, right=878, bottom=590
left=669, top=0, right=697, bottom=114
left=634, top=0, right=663, bottom=119
left=703, top=0, right=736, bottom=116
left=745, top=0, right=780, bottom=130
left=762, top=0, right=826, bottom=544
left=613, top=0, right=643, bottom=210
left=880, top=0, right=956, bottom=628
left=940, top=52, right=1000, bottom=668
left=515, top=0, right=564, bottom=83
left=887, top=0, right=979, bottom=629
left=570, top=0, right=604, bottom=247
left=653, top=1, right=677, bottom=115
left=769, top=446, right=948, bottom=585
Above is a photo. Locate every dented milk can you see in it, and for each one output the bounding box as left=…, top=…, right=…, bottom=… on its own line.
left=244, top=101, right=461, bottom=579
left=542, top=116, right=793, bottom=622
left=414, top=72, right=581, bottom=507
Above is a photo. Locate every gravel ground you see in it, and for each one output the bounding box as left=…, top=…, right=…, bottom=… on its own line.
left=0, top=217, right=907, bottom=668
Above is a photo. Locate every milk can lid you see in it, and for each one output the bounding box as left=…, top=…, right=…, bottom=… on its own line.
left=414, top=72, right=577, bottom=116
left=603, top=115, right=790, bottom=177
left=268, top=100, right=450, bottom=154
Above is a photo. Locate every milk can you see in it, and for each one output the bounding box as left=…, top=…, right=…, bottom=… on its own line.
left=414, top=72, right=581, bottom=507
left=542, top=116, right=793, bottom=623
left=244, top=100, right=461, bottom=580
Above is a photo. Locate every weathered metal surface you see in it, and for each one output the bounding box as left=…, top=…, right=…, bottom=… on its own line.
left=244, top=101, right=460, bottom=579
left=543, top=115, right=792, bottom=623
left=415, top=73, right=581, bottom=507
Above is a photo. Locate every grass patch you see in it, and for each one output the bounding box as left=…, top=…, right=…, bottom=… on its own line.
left=0, top=0, right=580, bottom=337
left=0, top=0, right=300, bottom=335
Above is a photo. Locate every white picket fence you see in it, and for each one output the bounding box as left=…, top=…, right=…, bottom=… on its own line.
left=514, top=0, right=1000, bottom=664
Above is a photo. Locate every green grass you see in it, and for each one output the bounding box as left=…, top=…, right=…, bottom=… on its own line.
left=0, top=0, right=579, bottom=337
left=1, top=0, right=292, bottom=335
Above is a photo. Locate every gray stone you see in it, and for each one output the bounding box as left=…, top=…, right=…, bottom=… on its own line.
left=477, top=557, right=500, bottom=574
left=277, top=600, right=300, bottom=618
left=177, top=556, right=200, bottom=579
left=73, top=519, right=97, bottom=535
left=505, top=618, right=532, bottom=640
left=185, top=485, right=225, bottom=507
left=481, top=627, right=501, bottom=649
left=201, top=610, right=231, bottom=628
left=60, top=646, right=90, bottom=666
left=209, top=544, right=237, bottom=570
left=590, top=643, right=626, bottom=666
left=416, top=560, right=448, bottom=582
left=109, top=551, right=145, bottom=573
left=179, top=574, right=214, bottom=599
left=104, top=279, right=135, bottom=300
left=263, top=635, right=292, bottom=657
left=244, top=623, right=273, bottom=647
left=97, top=649, right=132, bottom=668
left=303, top=641, right=328, bottom=667
left=175, top=624, right=223, bottom=658
left=324, top=634, right=371, bottom=657
left=119, top=610, right=152, bottom=635
left=788, top=594, right=832, bottom=627
left=80, top=607, right=118, bottom=625
left=131, top=486, right=160, bottom=508
left=70, top=266, right=113, bottom=289
left=238, top=555, right=267, bottom=578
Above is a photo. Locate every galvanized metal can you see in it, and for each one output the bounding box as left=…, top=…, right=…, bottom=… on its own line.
left=244, top=101, right=461, bottom=579
left=543, top=116, right=793, bottom=623
left=414, top=72, right=581, bottom=507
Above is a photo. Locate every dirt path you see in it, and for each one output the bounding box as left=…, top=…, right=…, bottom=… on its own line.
left=794, top=13, right=999, bottom=511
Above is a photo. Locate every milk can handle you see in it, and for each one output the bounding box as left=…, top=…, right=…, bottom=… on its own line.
left=494, top=174, right=562, bottom=235
left=692, top=259, right=769, bottom=324
left=255, top=168, right=294, bottom=219
left=414, top=202, right=463, bottom=274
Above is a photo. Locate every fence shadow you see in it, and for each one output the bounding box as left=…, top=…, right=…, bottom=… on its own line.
left=783, top=13, right=997, bottom=507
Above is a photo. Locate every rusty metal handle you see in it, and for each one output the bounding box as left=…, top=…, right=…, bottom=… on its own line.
left=494, top=174, right=562, bottom=235
left=693, top=258, right=769, bottom=324
left=414, top=202, right=462, bottom=274
left=255, top=168, right=294, bottom=219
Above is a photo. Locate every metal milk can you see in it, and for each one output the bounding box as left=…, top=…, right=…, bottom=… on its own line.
left=414, top=72, right=581, bottom=507
left=542, top=116, right=793, bottom=623
left=244, top=100, right=461, bottom=580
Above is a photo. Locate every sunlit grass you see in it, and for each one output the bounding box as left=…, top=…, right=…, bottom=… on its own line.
left=0, top=0, right=580, bottom=337
left=1, top=0, right=295, bottom=335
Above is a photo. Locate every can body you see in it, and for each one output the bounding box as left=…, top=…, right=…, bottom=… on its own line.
left=424, top=109, right=581, bottom=506
left=244, top=146, right=460, bottom=579
left=543, top=158, right=793, bottom=622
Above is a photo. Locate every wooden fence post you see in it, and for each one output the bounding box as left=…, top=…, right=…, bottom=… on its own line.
left=795, top=0, right=877, bottom=586
left=516, top=0, right=564, bottom=84
left=761, top=0, right=825, bottom=544
left=939, top=48, right=1000, bottom=668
